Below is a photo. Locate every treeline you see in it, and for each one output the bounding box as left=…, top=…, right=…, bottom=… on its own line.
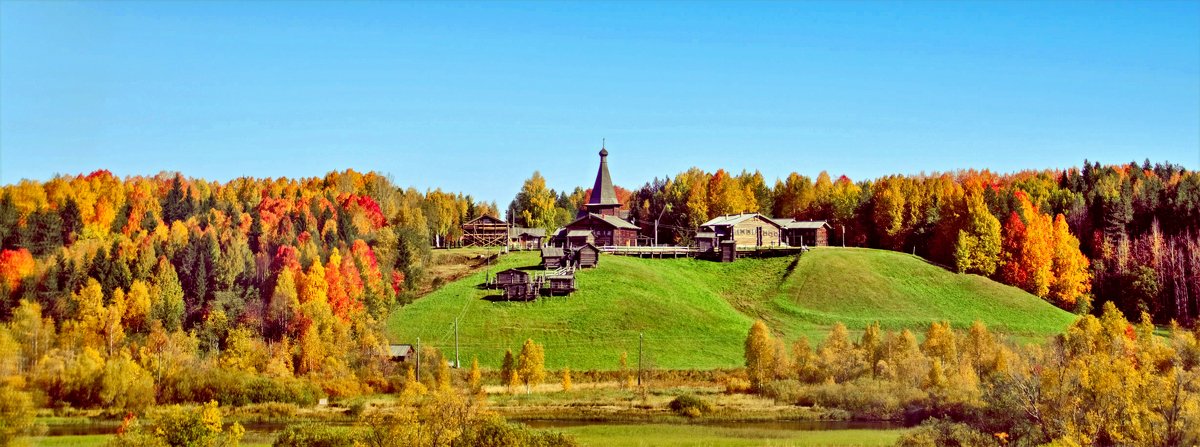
left=742, top=307, right=1200, bottom=446
left=606, top=161, right=1197, bottom=322
left=0, top=169, right=497, bottom=411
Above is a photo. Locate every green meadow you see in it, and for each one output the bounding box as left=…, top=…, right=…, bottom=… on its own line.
left=386, top=247, right=1076, bottom=370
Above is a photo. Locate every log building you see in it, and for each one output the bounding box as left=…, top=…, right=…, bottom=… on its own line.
left=699, top=213, right=785, bottom=247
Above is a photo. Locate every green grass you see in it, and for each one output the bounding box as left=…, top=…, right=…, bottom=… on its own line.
left=29, top=435, right=111, bottom=447
left=386, top=248, right=1077, bottom=370
left=558, top=424, right=905, bottom=447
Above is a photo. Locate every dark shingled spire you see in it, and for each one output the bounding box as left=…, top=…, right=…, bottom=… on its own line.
left=587, top=145, right=618, bottom=206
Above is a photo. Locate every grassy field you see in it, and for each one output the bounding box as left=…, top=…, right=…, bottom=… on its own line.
left=560, top=424, right=904, bottom=447
left=386, top=247, right=1077, bottom=370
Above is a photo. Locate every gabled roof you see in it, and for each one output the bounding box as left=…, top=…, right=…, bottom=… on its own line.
left=464, top=215, right=507, bottom=226
left=389, top=344, right=413, bottom=357
left=541, top=247, right=565, bottom=257
left=567, top=213, right=640, bottom=231
left=497, top=268, right=530, bottom=276
left=574, top=243, right=600, bottom=253
left=565, top=230, right=593, bottom=238
left=587, top=148, right=619, bottom=206
left=699, top=213, right=781, bottom=229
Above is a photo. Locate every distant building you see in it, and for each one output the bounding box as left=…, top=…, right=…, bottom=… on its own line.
left=699, top=213, right=784, bottom=247
left=389, top=344, right=414, bottom=362
left=771, top=219, right=832, bottom=247
left=461, top=215, right=510, bottom=247
left=509, top=227, right=546, bottom=250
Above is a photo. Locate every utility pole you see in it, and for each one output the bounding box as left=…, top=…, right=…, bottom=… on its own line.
left=454, top=318, right=460, bottom=369
left=841, top=225, right=846, bottom=247
left=416, top=337, right=421, bottom=381
left=637, top=332, right=644, bottom=387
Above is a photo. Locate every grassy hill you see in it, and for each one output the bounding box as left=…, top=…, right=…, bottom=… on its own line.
left=385, top=248, right=1077, bottom=370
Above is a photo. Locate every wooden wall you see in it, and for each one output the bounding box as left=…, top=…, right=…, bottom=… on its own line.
left=730, top=216, right=782, bottom=247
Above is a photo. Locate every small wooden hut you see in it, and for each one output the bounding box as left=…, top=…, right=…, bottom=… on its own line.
left=388, top=344, right=414, bottom=362
left=575, top=243, right=600, bottom=268
left=541, top=247, right=565, bottom=269
left=545, top=275, right=576, bottom=296
left=502, top=282, right=538, bottom=301
left=695, top=231, right=718, bottom=253
left=719, top=240, right=738, bottom=263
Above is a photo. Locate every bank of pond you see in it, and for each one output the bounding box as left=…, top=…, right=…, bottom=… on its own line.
left=32, top=419, right=907, bottom=447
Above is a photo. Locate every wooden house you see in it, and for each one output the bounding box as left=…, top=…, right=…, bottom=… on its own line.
left=772, top=219, right=832, bottom=247
left=461, top=215, right=510, bottom=247
left=388, top=344, right=414, bottom=362
left=509, top=227, right=546, bottom=250
left=494, top=268, right=530, bottom=287
left=562, top=214, right=639, bottom=247
left=699, top=213, right=784, bottom=247
left=545, top=275, right=576, bottom=295
left=574, top=243, right=601, bottom=268
left=541, top=247, right=565, bottom=269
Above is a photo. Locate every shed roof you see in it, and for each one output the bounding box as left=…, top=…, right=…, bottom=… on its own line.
left=574, top=243, right=600, bottom=253
left=565, top=230, right=593, bottom=238
left=497, top=268, right=530, bottom=276
left=695, top=231, right=717, bottom=238
left=389, top=344, right=413, bottom=357
left=541, top=247, right=565, bottom=257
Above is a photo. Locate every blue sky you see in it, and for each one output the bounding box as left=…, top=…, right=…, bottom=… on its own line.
left=2, top=1, right=1197, bottom=205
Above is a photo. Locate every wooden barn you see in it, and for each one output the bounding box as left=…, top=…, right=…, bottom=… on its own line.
left=494, top=268, right=530, bottom=287
left=574, top=243, right=601, bottom=268
left=541, top=247, right=565, bottom=269
left=461, top=215, right=510, bottom=247
left=509, top=227, right=546, bottom=250
left=699, top=213, right=784, bottom=247
left=772, top=219, right=832, bottom=247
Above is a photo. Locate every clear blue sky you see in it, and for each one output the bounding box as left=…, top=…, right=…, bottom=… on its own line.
left=2, top=1, right=1198, bottom=205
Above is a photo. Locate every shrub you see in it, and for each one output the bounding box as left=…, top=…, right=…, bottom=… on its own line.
left=723, top=377, right=751, bottom=394
left=667, top=394, right=713, bottom=418
left=895, top=418, right=993, bottom=447
left=272, top=423, right=357, bottom=447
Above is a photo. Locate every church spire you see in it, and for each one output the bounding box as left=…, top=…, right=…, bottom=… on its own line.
left=586, top=142, right=618, bottom=208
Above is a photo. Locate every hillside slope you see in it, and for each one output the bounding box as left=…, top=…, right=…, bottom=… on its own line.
left=386, top=248, right=1076, bottom=370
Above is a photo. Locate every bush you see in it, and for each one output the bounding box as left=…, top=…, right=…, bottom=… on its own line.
left=667, top=394, right=713, bottom=418
left=459, top=416, right=578, bottom=447
left=723, top=377, right=751, bottom=394
left=272, top=423, right=357, bottom=447
left=895, top=418, right=994, bottom=447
